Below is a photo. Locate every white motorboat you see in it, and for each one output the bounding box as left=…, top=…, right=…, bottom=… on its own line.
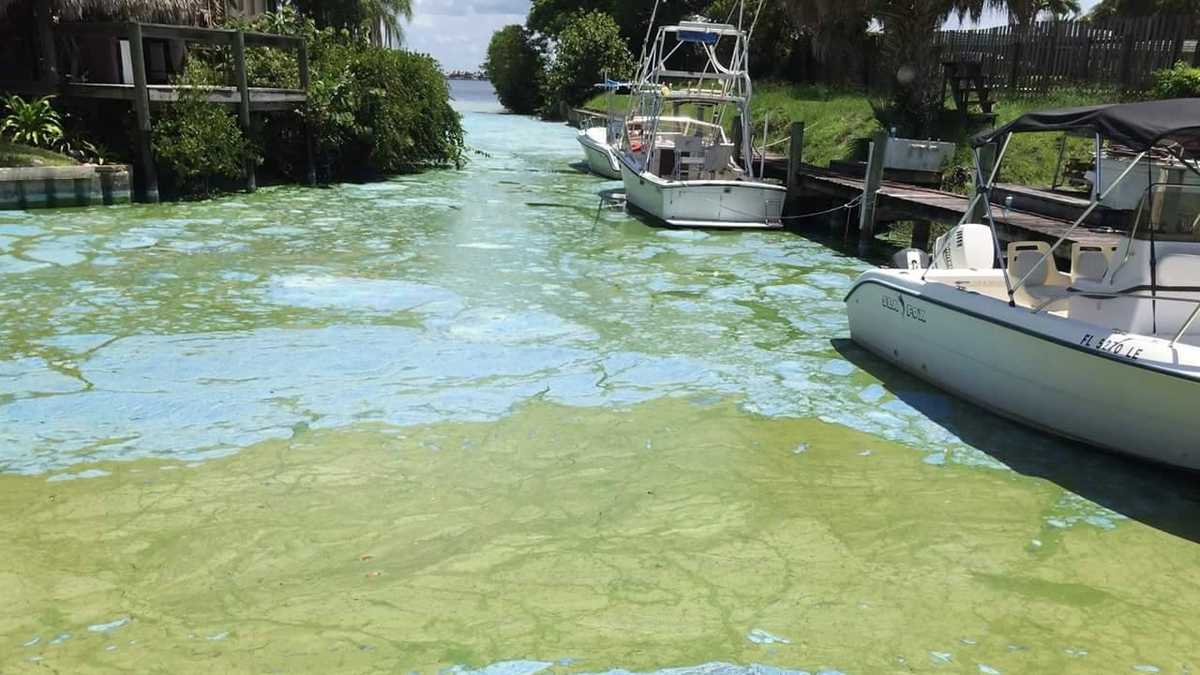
left=616, top=20, right=786, bottom=229
left=577, top=125, right=622, bottom=179
left=575, top=80, right=626, bottom=180
left=846, top=99, right=1200, bottom=469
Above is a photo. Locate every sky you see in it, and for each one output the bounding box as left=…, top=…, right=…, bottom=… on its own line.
left=403, top=0, right=533, bottom=72
left=404, top=0, right=1103, bottom=72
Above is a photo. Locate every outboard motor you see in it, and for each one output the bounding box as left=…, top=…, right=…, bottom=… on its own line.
left=931, top=224, right=997, bottom=270
left=892, top=247, right=931, bottom=270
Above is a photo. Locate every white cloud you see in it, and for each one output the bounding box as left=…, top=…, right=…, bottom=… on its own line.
left=404, top=0, right=531, bottom=71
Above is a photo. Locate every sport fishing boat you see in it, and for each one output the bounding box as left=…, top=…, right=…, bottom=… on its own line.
left=616, top=19, right=786, bottom=229
left=845, top=99, right=1200, bottom=469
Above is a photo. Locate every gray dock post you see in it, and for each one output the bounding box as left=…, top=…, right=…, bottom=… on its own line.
left=298, top=40, right=317, bottom=186
left=232, top=30, right=256, bottom=192
left=911, top=220, right=931, bottom=251
left=128, top=23, right=159, bottom=203
left=858, top=130, right=888, bottom=255
left=786, top=121, right=805, bottom=200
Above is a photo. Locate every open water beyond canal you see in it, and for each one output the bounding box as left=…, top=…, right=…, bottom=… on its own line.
left=1, top=81, right=1198, bottom=673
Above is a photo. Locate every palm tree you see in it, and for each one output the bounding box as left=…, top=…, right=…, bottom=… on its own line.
left=292, top=0, right=412, bottom=44
left=362, top=0, right=412, bottom=46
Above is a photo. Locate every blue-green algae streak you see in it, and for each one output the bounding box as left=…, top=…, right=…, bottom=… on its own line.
left=2, top=82, right=1199, bottom=674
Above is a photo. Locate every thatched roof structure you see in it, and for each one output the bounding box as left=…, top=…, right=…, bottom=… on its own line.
left=0, top=0, right=225, bottom=24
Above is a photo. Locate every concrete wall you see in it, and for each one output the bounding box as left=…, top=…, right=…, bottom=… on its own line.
left=0, top=165, right=131, bottom=210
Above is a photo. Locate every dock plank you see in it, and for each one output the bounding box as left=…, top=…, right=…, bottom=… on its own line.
left=792, top=166, right=1123, bottom=255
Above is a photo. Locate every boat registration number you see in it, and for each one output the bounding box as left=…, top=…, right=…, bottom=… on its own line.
left=1079, top=333, right=1145, bottom=361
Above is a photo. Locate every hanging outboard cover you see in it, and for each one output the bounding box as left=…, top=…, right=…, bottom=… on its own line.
left=891, top=248, right=931, bottom=270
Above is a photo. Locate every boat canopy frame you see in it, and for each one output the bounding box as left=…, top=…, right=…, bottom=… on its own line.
left=625, top=19, right=756, bottom=174
left=927, top=98, right=1200, bottom=345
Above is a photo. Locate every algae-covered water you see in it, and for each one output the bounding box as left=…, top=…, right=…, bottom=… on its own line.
left=2, top=81, right=1199, bottom=673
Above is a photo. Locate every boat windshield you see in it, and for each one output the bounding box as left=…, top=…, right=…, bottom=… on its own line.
left=646, top=118, right=727, bottom=145
left=1131, top=182, right=1200, bottom=242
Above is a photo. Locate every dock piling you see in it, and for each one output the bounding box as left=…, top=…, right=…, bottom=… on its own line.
left=128, top=23, right=159, bottom=203
left=858, top=130, right=888, bottom=255
left=911, top=220, right=931, bottom=251
left=231, top=30, right=257, bottom=193
left=786, top=121, right=805, bottom=200
left=298, top=41, right=317, bottom=186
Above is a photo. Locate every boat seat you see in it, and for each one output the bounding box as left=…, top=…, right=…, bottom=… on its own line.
left=1154, top=253, right=1200, bottom=339
left=1070, top=244, right=1116, bottom=283
left=704, top=143, right=734, bottom=173
left=1007, top=241, right=1070, bottom=310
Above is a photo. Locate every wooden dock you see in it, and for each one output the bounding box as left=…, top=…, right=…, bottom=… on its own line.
left=750, top=123, right=1126, bottom=263
left=792, top=164, right=1124, bottom=253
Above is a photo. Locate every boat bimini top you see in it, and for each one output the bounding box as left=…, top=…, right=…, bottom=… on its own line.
left=939, top=98, right=1200, bottom=345
left=973, top=98, right=1200, bottom=154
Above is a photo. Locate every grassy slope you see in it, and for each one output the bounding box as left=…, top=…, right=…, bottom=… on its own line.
left=0, top=141, right=78, bottom=168
left=585, top=84, right=1112, bottom=190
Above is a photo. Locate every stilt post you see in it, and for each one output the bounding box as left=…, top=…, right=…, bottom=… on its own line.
left=33, top=0, right=59, bottom=88
left=858, top=130, right=888, bottom=255
left=297, top=39, right=316, bottom=186
left=231, top=30, right=256, bottom=192
left=911, top=220, right=931, bottom=251
left=786, top=121, right=805, bottom=199
left=128, top=23, right=158, bottom=203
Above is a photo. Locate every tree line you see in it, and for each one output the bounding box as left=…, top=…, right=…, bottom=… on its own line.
left=485, top=0, right=1199, bottom=132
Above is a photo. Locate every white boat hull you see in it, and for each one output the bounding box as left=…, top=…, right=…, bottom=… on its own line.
left=846, top=268, right=1200, bottom=470
left=577, top=127, right=621, bottom=179
left=618, top=153, right=785, bottom=229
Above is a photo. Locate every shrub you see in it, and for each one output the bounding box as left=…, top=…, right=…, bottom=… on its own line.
left=1152, top=61, right=1200, bottom=99
left=1, top=95, right=64, bottom=148
left=543, top=11, right=634, bottom=113
left=220, top=5, right=463, bottom=182
left=151, top=65, right=257, bottom=196
left=484, top=25, right=544, bottom=114
left=303, top=39, right=464, bottom=178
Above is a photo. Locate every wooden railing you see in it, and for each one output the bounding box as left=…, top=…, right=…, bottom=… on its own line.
left=26, top=21, right=313, bottom=201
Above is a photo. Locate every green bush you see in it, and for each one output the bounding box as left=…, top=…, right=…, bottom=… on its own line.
left=303, top=39, right=464, bottom=178
left=1152, top=61, right=1200, bottom=99
left=152, top=65, right=257, bottom=196
left=543, top=11, right=634, bottom=113
left=220, top=5, right=463, bottom=182
left=484, top=25, right=544, bottom=114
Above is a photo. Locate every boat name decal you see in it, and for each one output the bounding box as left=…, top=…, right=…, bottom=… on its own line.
left=1079, top=333, right=1144, bottom=361
left=882, top=294, right=926, bottom=324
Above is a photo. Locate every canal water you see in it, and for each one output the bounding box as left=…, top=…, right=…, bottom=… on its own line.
left=1, top=81, right=1198, bottom=673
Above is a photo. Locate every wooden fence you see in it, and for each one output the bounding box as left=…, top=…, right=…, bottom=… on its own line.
left=937, top=15, right=1200, bottom=97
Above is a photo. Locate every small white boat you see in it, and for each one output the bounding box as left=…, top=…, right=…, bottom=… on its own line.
left=846, top=99, right=1200, bottom=469
left=617, top=20, right=786, bottom=229
left=577, top=125, right=622, bottom=179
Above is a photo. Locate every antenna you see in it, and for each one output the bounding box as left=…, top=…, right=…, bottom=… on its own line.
left=636, top=0, right=663, bottom=84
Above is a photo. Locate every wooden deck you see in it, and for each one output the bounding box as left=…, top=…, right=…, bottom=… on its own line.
left=792, top=164, right=1124, bottom=255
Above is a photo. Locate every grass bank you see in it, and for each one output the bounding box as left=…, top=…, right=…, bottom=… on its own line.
left=584, top=84, right=1115, bottom=191
left=0, top=141, right=78, bottom=168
